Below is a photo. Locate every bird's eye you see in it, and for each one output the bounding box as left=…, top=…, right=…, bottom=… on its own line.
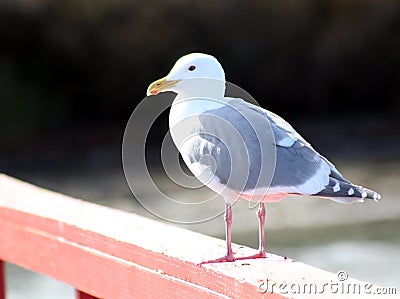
left=188, top=65, right=196, bottom=71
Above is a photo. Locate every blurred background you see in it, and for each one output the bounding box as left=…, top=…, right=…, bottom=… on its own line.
left=1, top=0, right=399, bottom=297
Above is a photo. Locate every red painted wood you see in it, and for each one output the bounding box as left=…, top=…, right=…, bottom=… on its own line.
left=0, top=208, right=232, bottom=299
left=75, top=290, right=99, bottom=299
left=0, top=260, right=4, bottom=299
left=0, top=175, right=286, bottom=298
left=0, top=174, right=371, bottom=299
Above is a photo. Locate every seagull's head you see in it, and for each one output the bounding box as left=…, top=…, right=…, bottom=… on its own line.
left=147, top=53, right=226, bottom=98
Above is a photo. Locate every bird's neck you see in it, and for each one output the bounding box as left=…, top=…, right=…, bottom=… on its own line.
left=172, top=78, right=225, bottom=102
left=170, top=95, right=227, bottom=127
left=169, top=78, right=227, bottom=129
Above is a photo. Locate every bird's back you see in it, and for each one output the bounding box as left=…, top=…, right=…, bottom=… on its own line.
left=172, top=97, right=381, bottom=203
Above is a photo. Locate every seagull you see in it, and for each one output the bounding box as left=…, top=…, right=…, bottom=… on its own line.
left=146, top=53, right=381, bottom=263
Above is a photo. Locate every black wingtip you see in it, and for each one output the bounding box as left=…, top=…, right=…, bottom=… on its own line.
left=315, top=177, right=381, bottom=204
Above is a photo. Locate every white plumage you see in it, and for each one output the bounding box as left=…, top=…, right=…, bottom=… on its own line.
left=147, top=53, right=381, bottom=263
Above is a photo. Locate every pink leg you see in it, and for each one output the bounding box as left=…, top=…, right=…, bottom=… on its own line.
left=200, top=203, right=235, bottom=264
left=235, top=203, right=267, bottom=260
left=257, top=202, right=267, bottom=256
left=225, top=203, right=234, bottom=258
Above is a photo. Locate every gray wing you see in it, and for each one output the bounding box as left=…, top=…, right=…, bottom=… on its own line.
left=205, top=98, right=380, bottom=203
left=184, top=99, right=276, bottom=194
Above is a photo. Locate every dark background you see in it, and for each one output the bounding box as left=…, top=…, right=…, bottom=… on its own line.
left=2, top=1, right=400, bottom=290
left=1, top=0, right=399, bottom=181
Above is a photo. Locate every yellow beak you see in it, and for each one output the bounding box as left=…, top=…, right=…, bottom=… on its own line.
left=146, top=77, right=180, bottom=96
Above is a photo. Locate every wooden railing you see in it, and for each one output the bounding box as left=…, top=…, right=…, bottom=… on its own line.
left=0, top=260, right=4, bottom=299
left=0, top=174, right=380, bottom=298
